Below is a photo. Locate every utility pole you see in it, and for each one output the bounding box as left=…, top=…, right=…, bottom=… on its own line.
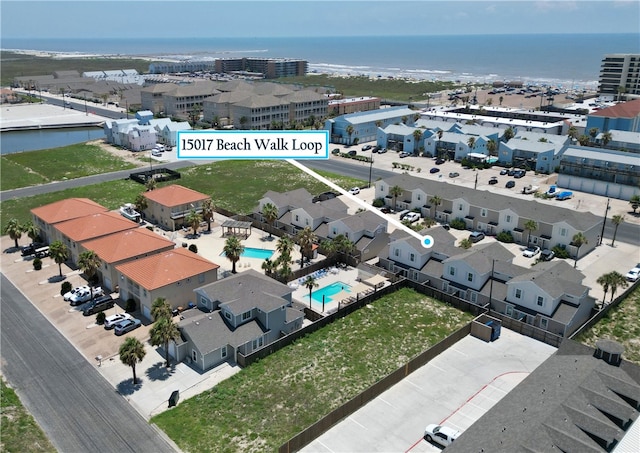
left=599, top=198, right=610, bottom=246
left=474, top=172, right=478, bottom=190
left=368, top=158, right=374, bottom=188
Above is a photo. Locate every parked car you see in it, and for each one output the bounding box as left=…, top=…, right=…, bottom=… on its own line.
left=513, top=170, right=526, bottom=178
left=430, top=167, right=440, bottom=174
left=499, top=169, right=508, bottom=175
left=63, top=285, right=90, bottom=301
left=82, top=295, right=115, bottom=316
left=448, top=172, right=460, bottom=178
left=435, top=158, right=445, bottom=165
left=331, top=148, right=340, bottom=155
left=489, top=176, right=498, bottom=185
left=377, top=148, right=387, bottom=154
left=555, top=191, right=573, bottom=201
left=404, top=212, right=421, bottom=223
left=540, top=249, right=555, bottom=261
left=347, top=150, right=357, bottom=157
left=505, top=180, right=516, bottom=189
left=424, top=424, right=461, bottom=447
left=361, top=145, right=372, bottom=151
left=114, top=317, right=142, bottom=336
left=21, top=242, right=47, bottom=257
left=348, top=187, right=360, bottom=195
left=468, top=231, right=485, bottom=243
left=397, top=210, right=411, bottom=220
left=69, top=287, right=104, bottom=306
left=523, top=246, right=541, bottom=258
left=104, top=312, right=132, bottom=329
left=399, top=152, right=411, bottom=158
left=378, top=207, right=392, bottom=214
left=626, top=267, right=640, bottom=282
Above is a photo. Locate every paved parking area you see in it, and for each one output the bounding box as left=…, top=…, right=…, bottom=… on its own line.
left=302, top=328, right=556, bottom=453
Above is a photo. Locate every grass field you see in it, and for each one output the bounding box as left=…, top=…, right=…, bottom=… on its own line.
left=1, top=143, right=137, bottom=191
left=0, top=378, right=56, bottom=453
left=0, top=159, right=363, bottom=232
left=152, top=287, right=473, bottom=452
left=575, top=285, right=640, bottom=364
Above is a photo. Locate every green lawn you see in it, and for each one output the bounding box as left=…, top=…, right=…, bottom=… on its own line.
left=575, top=285, right=640, bottom=364
left=1, top=143, right=137, bottom=191
left=152, top=287, right=473, bottom=453
left=0, top=378, right=56, bottom=453
left=0, top=160, right=363, bottom=232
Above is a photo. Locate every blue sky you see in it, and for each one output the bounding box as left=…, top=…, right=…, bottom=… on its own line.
left=1, top=0, right=639, bottom=39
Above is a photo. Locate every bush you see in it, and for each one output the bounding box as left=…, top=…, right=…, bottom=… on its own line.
left=372, top=198, right=385, bottom=208
left=188, top=244, right=198, bottom=254
left=496, top=230, right=515, bottom=243
left=449, top=218, right=466, bottom=230
left=60, top=281, right=72, bottom=296
left=96, top=312, right=106, bottom=325
left=552, top=245, right=570, bottom=259
left=125, top=298, right=137, bottom=313
left=33, top=258, right=42, bottom=270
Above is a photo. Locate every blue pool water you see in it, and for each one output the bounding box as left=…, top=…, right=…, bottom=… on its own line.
left=220, top=247, right=274, bottom=260
left=311, top=282, right=352, bottom=303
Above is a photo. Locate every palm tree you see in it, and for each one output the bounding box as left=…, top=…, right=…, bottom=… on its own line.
left=262, top=203, right=279, bottom=239
left=303, top=275, right=319, bottom=309
left=630, top=195, right=640, bottom=214
left=390, top=185, right=403, bottom=211
left=78, top=250, right=101, bottom=298
left=296, top=226, right=317, bottom=269
left=150, top=317, right=180, bottom=368
left=524, top=220, right=538, bottom=247
left=22, top=221, right=40, bottom=243
left=320, top=239, right=337, bottom=260
left=429, top=195, right=442, bottom=219
left=4, top=218, right=23, bottom=249
left=345, top=125, right=354, bottom=145
left=567, top=126, right=578, bottom=140
left=589, top=127, right=599, bottom=143
left=571, top=232, right=588, bottom=268
left=223, top=236, right=244, bottom=274
left=412, top=129, right=423, bottom=155
left=601, top=131, right=612, bottom=148
left=610, top=215, right=624, bottom=246
left=276, top=235, right=294, bottom=260
left=333, top=234, right=356, bottom=263
left=185, top=209, right=202, bottom=236
left=151, top=297, right=173, bottom=321
left=261, top=258, right=276, bottom=276
left=486, top=139, right=498, bottom=157
left=596, top=273, right=612, bottom=307
left=467, top=136, right=476, bottom=150
left=201, top=198, right=215, bottom=232
left=608, top=271, right=628, bottom=303
left=145, top=177, right=156, bottom=192
left=578, top=135, right=591, bottom=146
left=119, top=337, right=146, bottom=385
left=48, top=240, right=69, bottom=277
left=436, top=130, right=443, bottom=159
left=134, top=192, right=148, bottom=216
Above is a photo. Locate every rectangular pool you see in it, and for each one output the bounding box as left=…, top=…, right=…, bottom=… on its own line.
left=220, top=247, right=275, bottom=260
left=311, top=281, right=352, bottom=303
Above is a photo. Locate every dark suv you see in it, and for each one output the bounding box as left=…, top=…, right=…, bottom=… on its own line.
left=82, top=295, right=115, bottom=316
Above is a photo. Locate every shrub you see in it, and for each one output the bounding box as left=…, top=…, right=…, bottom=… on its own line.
left=96, top=312, right=106, bottom=325
left=372, top=198, right=385, bottom=208
left=496, top=230, right=515, bottom=243
left=449, top=218, right=466, bottom=230
left=552, top=245, right=570, bottom=259
left=61, top=281, right=73, bottom=296
left=33, top=258, right=42, bottom=270
left=188, top=244, right=198, bottom=254
left=125, top=298, right=137, bottom=313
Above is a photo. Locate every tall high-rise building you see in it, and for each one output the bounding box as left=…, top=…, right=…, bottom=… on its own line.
left=598, top=54, right=640, bottom=100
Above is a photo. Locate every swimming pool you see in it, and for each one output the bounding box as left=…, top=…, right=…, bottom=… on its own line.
left=220, top=247, right=275, bottom=260
left=311, top=281, right=352, bottom=303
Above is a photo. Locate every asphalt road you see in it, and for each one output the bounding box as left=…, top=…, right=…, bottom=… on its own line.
left=0, top=274, right=176, bottom=453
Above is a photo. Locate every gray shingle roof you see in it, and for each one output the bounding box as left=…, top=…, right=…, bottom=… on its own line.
left=509, top=260, right=587, bottom=299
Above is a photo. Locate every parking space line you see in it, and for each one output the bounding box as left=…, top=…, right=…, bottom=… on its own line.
left=348, top=416, right=368, bottom=430
left=429, top=363, right=447, bottom=372
left=316, top=439, right=335, bottom=452
left=378, top=397, right=395, bottom=408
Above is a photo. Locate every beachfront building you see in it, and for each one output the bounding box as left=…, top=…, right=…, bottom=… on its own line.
left=594, top=129, right=640, bottom=153
left=214, top=58, right=308, bottom=78
left=585, top=98, right=640, bottom=133
left=325, top=106, right=417, bottom=145
left=148, top=61, right=217, bottom=74
left=115, top=248, right=220, bottom=320
left=375, top=174, right=602, bottom=258
left=498, top=131, right=567, bottom=173
left=172, top=269, right=304, bottom=372
left=30, top=198, right=109, bottom=244
left=141, top=184, right=209, bottom=231
left=557, top=146, right=640, bottom=200
left=82, top=69, right=144, bottom=85
left=598, top=53, right=640, bottom=101
left=328, top=96, right=381, bottom=115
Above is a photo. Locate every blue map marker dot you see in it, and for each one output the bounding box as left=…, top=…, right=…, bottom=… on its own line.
left=422, top=235, right=434, bottom=249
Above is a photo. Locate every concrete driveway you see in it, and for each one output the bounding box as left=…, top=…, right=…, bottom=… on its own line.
left=302, top=329, right=556, bottom=453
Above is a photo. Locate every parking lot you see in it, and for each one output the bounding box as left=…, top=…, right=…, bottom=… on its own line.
left=302, top=328, right=557, bottom=452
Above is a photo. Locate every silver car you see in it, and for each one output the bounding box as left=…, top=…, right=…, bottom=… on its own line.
left=114, top=317, right=142, bottom=336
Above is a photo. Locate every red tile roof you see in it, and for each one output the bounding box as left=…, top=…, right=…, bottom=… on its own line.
left=81, top=228, right=175, bottom=263
left=55, top=211, right=139, bottom=242
left=115, top=248, right=220, bottom=290
left=143, top=184, right=209, bottom=207
left=590, top=99, right=640, bottom=118
left=31, top=198, right=108, bottom=224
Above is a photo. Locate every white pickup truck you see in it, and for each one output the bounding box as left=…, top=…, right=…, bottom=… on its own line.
left=522, top=184, right=539, bottom=194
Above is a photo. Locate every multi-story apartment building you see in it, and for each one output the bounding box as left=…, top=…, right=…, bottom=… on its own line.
left=598, top=53, right=640, bottom=100
left=214, top=58, right=308, bottom=78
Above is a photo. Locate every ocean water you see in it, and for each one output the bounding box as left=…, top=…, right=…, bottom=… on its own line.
left=3, top=34, right=638, bottom=89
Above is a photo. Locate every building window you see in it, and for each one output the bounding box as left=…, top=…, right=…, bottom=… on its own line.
left=458, top=204, right=463, bottom=211
left=537, top=296, right=544, bottom=307
left=449, top=267, right=455, bottom=276
left=295, top=215, right=299, bottom=222
left=394, top=248, right=399, bottom=257
left=506, top=215, right=512, bottom=223
left=192, top=350, right=197, bottom=362
left=470, top=292, right=477, bottom=303
left=221, top=346, right=227, bottom=358
left=481, top=208, right=487, bottom=217
left=199, top=273, right=205, bottom=283
left=540, top=318, right=548, bottom=329
left=467, top=273, right=473, bottom=282
left=410, top=253, right=415, bottom=262
left=506, top=305, right=514, bottom=316
left=242, top=311, right=251, bottom=321
left=560, top=228, right=567, bottom=237
left=417, top=194, right=421, bottom=201
left=224, top=311, right=232, bottom=321
left=515, top=288, right=522, bottom=299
